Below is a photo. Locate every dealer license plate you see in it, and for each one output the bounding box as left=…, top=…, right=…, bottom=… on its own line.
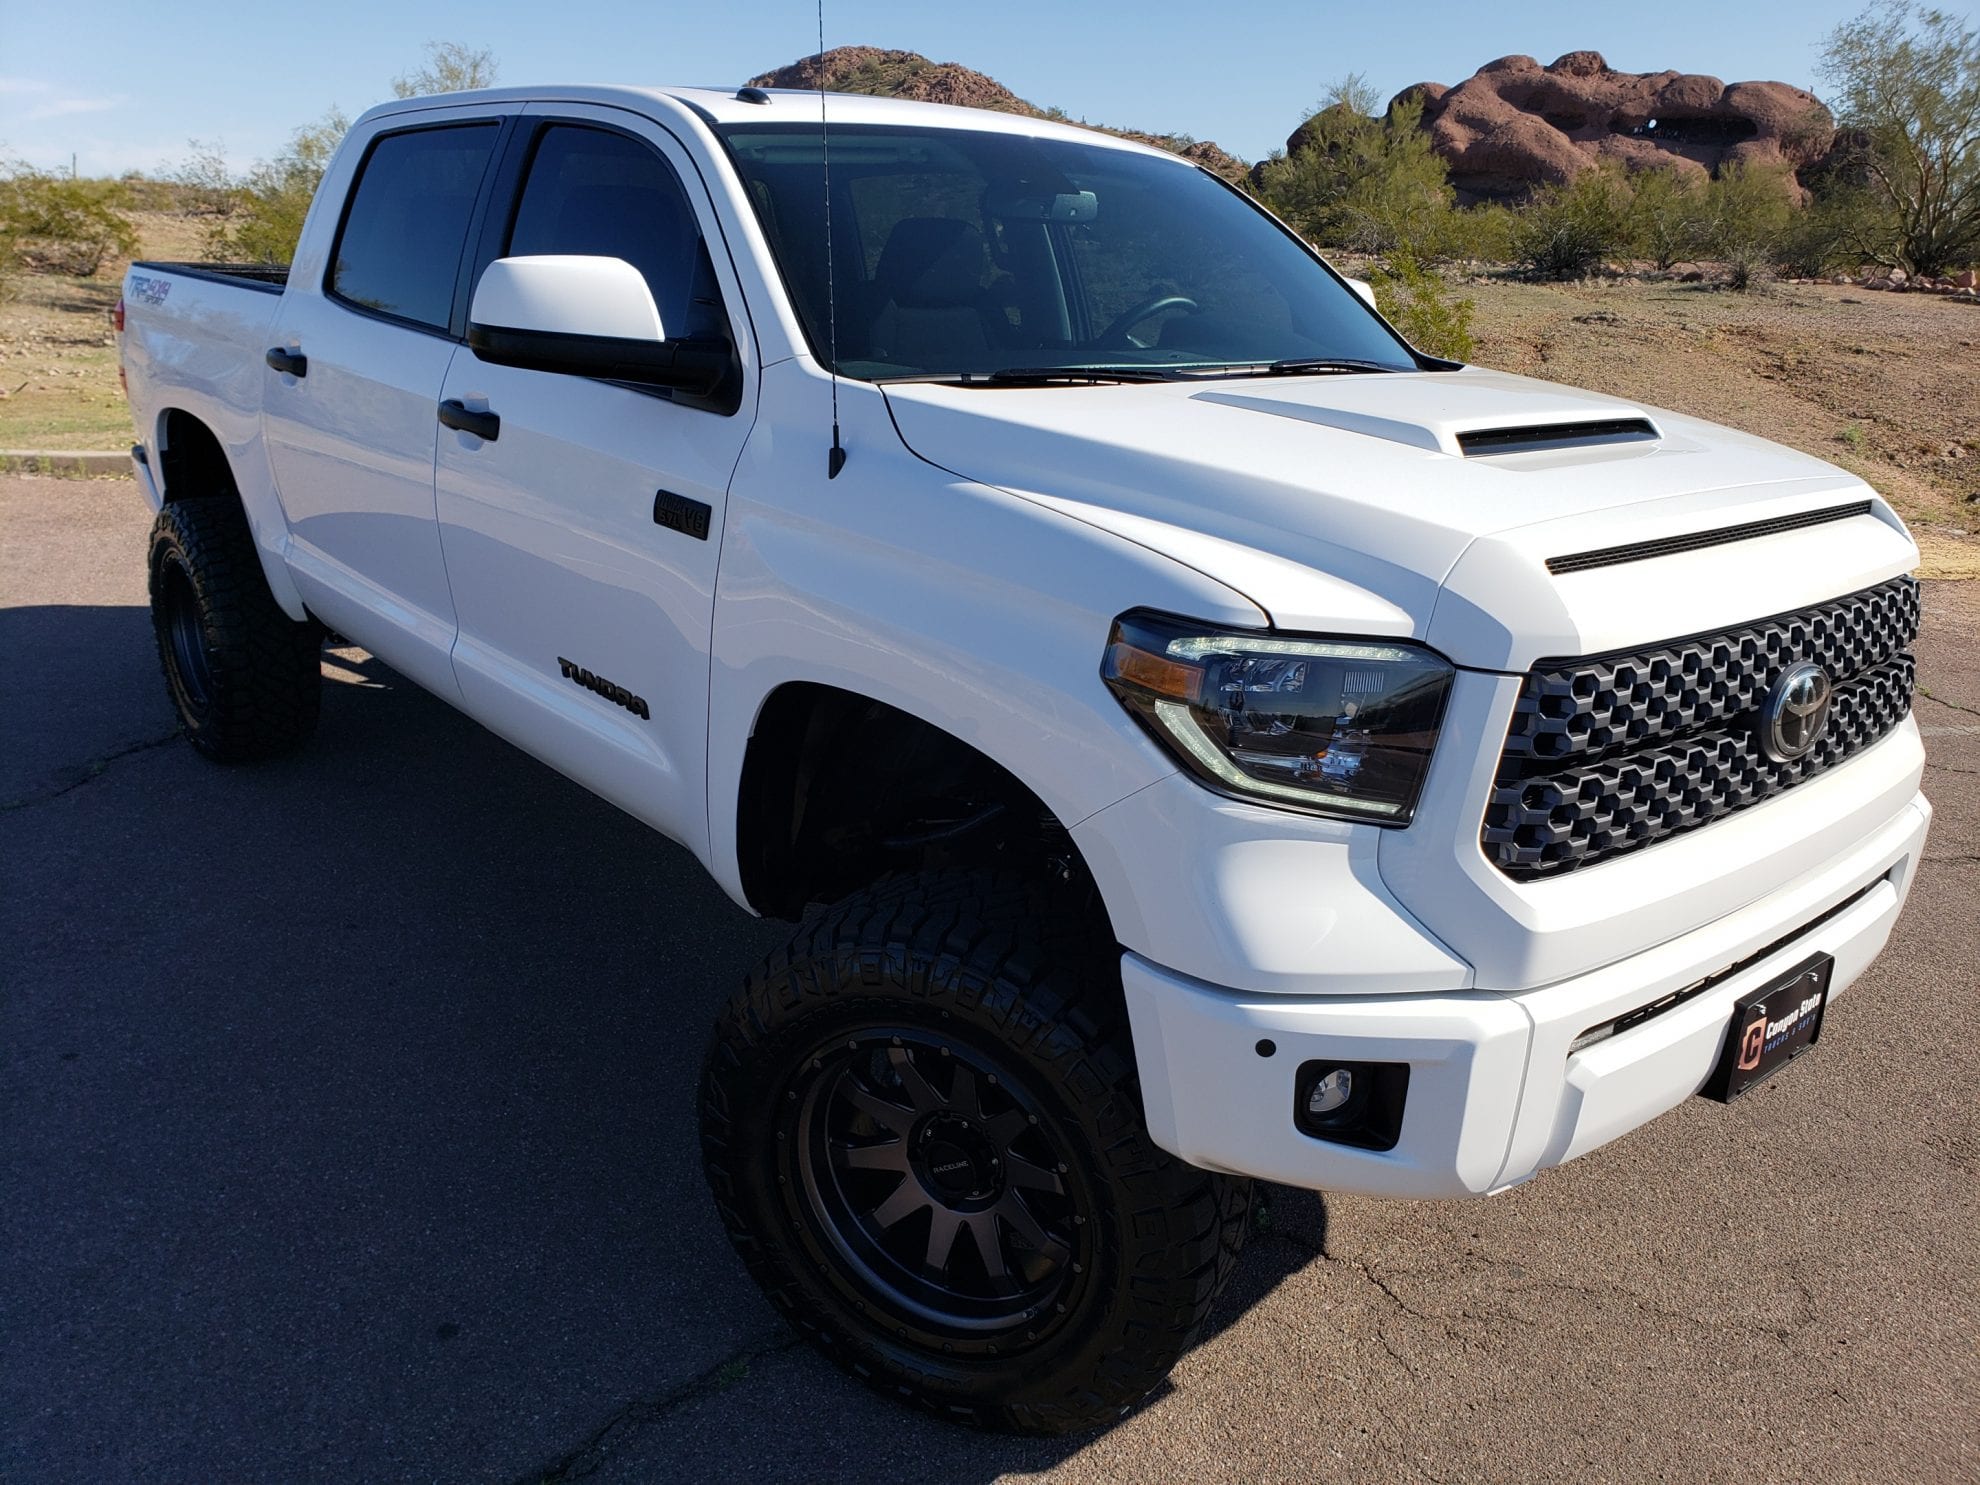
left=1701, top=954, right=1833, bottom=1102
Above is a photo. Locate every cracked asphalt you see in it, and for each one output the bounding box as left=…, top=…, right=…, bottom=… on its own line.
left=5, top=475, right=1977, bottom=1484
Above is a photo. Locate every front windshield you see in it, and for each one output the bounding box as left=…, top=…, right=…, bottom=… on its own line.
left=716, top=122, right=1423, bottom=381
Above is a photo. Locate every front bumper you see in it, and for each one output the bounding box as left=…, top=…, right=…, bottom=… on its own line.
left=1123, top=791, right=1931, bottom=1199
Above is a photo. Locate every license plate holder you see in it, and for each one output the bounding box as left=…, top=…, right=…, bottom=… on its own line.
left=1701, top=953, right=1834, bottom=1102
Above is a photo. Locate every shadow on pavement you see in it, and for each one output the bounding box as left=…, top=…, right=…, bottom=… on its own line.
left=2, top=614, right=1326, bottom=1484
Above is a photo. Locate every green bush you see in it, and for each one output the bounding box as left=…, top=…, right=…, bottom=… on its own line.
left=1436, top=202, right=1518, bottom=264
left=1256, top=80, right=1455, bottom=258
left=1368, top=248, right=1476, bottom=361
left=1624, top=165, right=1707, bottom=270
left=0, top=164, right=139, bottom=277
left=204, top=110, right=347, bottom=263
left=1512, top=167, right=1636, bottom=279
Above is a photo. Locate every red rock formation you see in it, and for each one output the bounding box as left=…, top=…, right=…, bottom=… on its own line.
left=748, top=47, right=1250, bottom=182
left=1376, top=52, right=1834, bottom=203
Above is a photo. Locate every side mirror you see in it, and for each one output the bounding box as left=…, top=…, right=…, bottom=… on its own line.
left=468, top=255, right=729, bottom=395
left=1345, top=277, right=1379, bottom=311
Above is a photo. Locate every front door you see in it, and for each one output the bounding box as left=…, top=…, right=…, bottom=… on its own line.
left=435, top=109, right=756, bottom=856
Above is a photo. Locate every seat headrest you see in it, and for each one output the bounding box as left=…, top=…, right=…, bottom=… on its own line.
left=873, top=217, right=989, bottom=308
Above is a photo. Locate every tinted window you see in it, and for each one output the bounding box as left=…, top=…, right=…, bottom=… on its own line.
left=507, top=127, right=724, bottom=340
left=719, top=123, right=1419, bottom=380
left=331, top=124, right=499, bottom=330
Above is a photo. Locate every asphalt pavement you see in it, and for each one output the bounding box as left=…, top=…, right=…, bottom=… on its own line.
left=4, top=474, right=1977, bottom=1484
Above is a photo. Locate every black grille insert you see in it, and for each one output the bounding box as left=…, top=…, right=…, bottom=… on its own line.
left=1482, top=577, right=1920, bottom=879
left=1457, top=417, right=1658, bottom=456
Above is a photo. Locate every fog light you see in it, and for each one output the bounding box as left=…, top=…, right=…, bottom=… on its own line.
left=1307, top=1066, right=1354, bottom=1116
left=1293, top=1059, right=1409, bottom=1151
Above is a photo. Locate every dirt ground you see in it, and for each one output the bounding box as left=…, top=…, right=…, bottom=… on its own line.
left=3, top=212, right=1975, bottom=571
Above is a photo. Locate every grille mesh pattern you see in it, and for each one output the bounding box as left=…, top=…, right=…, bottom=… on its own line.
left=1483, top=577, right=1920, bottom=878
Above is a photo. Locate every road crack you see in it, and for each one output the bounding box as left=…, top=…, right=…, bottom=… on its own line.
left=1917, top=688, right=1980, bottom=720
left=510, top=1330, right=802, bottom=1484
left=1, top=731, right=180, bottom=812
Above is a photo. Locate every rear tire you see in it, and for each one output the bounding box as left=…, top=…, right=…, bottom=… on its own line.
left=700, top=870, right=1250, bottom=1434
left=147, top=499, right=321, bottom=761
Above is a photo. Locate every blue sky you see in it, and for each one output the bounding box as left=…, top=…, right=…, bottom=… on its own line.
left=2, top=0, right=1889, bottom=177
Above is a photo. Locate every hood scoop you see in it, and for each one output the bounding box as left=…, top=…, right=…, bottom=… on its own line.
left=1456, top=417, right=1659, bottom=457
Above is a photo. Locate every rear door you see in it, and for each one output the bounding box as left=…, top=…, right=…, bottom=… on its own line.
left=263, top=115, right=506, bottom=697
left=434, top=107, right=757, bottom=855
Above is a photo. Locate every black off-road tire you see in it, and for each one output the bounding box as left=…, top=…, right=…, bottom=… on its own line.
left=700, top=870, right=1250, bottom=1434
left=147, top=498, right=321, bottom=761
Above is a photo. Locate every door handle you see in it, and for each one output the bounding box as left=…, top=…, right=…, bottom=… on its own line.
left=438, top=399, right=500, bottom=441
left=264, top=346, right=307, bottom=377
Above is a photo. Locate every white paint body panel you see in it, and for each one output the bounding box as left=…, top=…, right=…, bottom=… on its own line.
left=116, top=83, right=1932, bottom=1200
left=470, top=255, right=665, bottom=340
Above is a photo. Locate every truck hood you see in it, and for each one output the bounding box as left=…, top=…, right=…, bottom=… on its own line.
left=882, top=367, right=1916, bottom=670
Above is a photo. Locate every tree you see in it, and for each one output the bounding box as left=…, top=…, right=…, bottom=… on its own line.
left=392, top=41, right=500, bottom=100
left=1820, top=2, right=1980, bottom=276
left=1256, top=79, right=1455, bottom=256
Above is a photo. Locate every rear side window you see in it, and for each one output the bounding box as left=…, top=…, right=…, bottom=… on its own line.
left=330, top=123, right=500, bottom=330
left=506, top=126, right=725, bottom=340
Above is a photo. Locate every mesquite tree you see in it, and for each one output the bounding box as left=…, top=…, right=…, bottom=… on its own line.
left=1821, top=2, right=1980, bottom=276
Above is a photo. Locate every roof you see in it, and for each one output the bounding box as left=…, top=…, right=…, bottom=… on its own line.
left=358, top=84, right=1184, bottom=166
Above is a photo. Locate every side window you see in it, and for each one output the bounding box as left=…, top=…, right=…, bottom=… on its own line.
left=330, top=123, right=500, bottom=330
left=507, top=126, right=725, bottom=340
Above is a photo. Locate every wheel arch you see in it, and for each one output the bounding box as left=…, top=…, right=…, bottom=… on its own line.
left=151, top=405, right=310, bottom=621
left=732, top=680, right=1114, bottom=941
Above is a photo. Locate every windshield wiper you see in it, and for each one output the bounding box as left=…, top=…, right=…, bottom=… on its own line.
left=980, top=365, right=1176, bottom=385
left=1252, top=357, right=1403, bottom=377
left=871, top=365, right=1177, bottom=388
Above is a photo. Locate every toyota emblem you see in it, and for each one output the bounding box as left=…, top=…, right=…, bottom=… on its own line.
left=1760, top=662, right=1833, bottom=762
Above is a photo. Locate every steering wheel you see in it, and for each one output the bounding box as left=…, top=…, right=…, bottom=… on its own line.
left=1094, top=294, right=1199, bottom=350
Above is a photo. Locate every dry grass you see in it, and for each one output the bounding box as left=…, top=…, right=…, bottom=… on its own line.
left=1459, top=274, right=1980, bottom=575
left=2, top=215, right=1975, bottom=573
left=0, top=212, right=204, bottom=449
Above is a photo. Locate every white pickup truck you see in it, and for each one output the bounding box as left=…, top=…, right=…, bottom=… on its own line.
left=118, top=84, right=1930, bottom=1431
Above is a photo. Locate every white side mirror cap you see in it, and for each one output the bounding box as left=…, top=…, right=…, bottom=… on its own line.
left=470, top=255, right=665, bottom=342
left=1346, top=277, right=1378, bottom=311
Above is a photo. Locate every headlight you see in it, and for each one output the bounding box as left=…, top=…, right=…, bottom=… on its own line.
left=1101, top=611, right=1453, bottom=824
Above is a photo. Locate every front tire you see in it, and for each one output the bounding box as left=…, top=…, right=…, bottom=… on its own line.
left=147, top=499, right=321, bottom=761
left=700, top=871, right=1249, bottom=1433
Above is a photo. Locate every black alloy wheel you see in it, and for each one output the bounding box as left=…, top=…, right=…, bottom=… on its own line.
left=787, top=1027, right=1091, bottom=1349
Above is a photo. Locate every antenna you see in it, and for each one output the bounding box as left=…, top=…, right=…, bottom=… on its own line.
left=818, top=0, right=846, bottom=478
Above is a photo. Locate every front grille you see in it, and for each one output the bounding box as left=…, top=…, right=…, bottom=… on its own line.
left=1482, top=577, right=1920, bottom=879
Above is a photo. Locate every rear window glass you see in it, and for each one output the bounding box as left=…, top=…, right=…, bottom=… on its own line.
left=330, top=124, right=500, bottom=330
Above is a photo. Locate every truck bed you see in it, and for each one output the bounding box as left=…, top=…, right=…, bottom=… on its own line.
left=129, top=260, right=290, bottom=294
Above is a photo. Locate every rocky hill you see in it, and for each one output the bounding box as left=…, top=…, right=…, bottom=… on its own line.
left=749, top=46, right=1841, bottom=204
left=1379, top=51, right=1835, bottom=203
left=746, top=47, right=1250, bottom=182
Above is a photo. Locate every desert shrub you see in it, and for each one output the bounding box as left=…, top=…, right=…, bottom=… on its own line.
left=1511, top=166, right=1635, bottom=279
left=1692, top=160, right=1796, bottom=288
left=1368, top=247, right=1476, bottom=361
left=1432, top=201, right=1518, bottom=264
left=1257, top=80, right=1455, bottom=257
left=206, top=109, right=348, bottom=263
left=169, top=140, right=240, bottom=218
left=1624, top=164, right=1707, bottom=270
left=1773, top=190, right=1876, bottom=276
left=0, top=164, right=139, bottom=277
